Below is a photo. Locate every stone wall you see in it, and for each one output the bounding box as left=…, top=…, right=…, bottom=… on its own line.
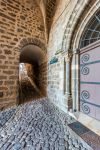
left=47, top=0, right=100, bottom=114
left=47, top=0, right=91, bottom=112
left=39, top=62, right=47, bottom=97
left=47, top=0, right=78, bottom=112
left=0, top=0, right=46, bottom=109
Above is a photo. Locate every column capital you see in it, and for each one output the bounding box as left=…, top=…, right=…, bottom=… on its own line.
left=65, top=52, right=73, bottom=62
left=73, top=48, right=80, bottom=54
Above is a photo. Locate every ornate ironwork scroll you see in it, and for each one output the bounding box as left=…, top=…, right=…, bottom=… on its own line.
left=80, top=54, right=90, bottom=75
left=81, top=90, right=90, bottom=114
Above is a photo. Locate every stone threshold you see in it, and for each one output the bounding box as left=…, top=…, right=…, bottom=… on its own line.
left=68, top=121, right=100, bottom=150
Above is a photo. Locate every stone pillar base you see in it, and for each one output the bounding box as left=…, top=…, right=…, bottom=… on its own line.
left=64, top=93, right=72, bottom=111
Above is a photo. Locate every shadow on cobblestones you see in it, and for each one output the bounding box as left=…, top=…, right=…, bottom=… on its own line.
left=0, top=98, right=92, bottom=150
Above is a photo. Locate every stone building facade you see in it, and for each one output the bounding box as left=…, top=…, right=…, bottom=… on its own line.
left=47, top=0, right=100, bottom=135
left=0, top=0, right=100, bottom=136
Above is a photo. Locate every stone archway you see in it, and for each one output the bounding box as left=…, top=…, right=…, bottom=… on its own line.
left=70, top=4, right=100, bottom=112
left=71, top=1, right=100, bottom=51
left=67, top=1, right=100, bottom=134
left=60, top=0, right=91, bottom=111
left=18, top=44, right=47, bottom=104
left=61, top=0, right=91, bottom=51
left=60, top=0, right=100, bottom=112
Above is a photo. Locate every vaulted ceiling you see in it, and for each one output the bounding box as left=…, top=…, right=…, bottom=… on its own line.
left=35, top=0, right=57, bottom=34
left=45, top=0, right=57, bottom=31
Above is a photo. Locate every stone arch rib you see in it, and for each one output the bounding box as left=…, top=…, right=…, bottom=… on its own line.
left=15, top=38, right=46, bottom=53
left=71, top=0, right=100, bottom=50
left=61, top=0, right=90, bottom=52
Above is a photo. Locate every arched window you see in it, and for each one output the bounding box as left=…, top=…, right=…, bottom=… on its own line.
left=80, top=10, right=100, bottom=48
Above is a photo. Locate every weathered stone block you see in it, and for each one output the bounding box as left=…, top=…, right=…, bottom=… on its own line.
left=3, top=70, right=14, bottom=75
left=9, top=75, right=18, bottom=79
left=0, top=55, right=6, bottom=59
left=0, top=66, right=8, bottom=69
left=0, top=91, right=3, bottom=97
left=0, top=76, right=7, bottom=79
left=0, top=86, right=8, bottom=90
left=4, top=50, right=12, bottom=55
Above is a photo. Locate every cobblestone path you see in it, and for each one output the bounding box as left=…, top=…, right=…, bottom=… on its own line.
left=0, top=99, right=92, bottom=150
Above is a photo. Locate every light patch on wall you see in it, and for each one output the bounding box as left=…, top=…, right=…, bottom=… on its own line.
left=72, top=65, right=79, bottom=70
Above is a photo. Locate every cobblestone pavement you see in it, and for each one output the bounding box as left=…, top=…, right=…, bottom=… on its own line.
left=0, top=98, right=93, bottom=150
left=0, top=108, right=16, bottom=128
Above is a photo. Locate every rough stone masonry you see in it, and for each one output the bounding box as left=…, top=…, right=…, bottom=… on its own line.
left=0, top=0, right=46, bottom=109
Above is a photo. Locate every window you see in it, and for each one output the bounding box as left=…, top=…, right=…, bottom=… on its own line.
left=80, top=10, right=100, bottom=48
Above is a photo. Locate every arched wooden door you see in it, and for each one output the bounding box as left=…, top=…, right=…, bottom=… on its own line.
left=80, top=40, right=100, bottom=120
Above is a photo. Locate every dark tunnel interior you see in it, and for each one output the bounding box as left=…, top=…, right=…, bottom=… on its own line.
left=18, top=44, right=47, bottom=104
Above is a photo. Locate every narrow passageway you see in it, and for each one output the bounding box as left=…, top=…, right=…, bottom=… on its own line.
left=18, top=44, right=47, bottom=104
left=0, top=99, right=92, bottom=150
left=19, top=63, right=42, bottom=104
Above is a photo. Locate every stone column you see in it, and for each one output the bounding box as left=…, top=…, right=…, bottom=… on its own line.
left=71, top=49, right=80, bottom=112
left=64, top=52, right=73, bottom=111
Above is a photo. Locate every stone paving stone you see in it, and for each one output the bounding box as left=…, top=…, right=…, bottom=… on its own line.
left=0, top=98, right=93, bottom=150
left=0, top=108, right=16, bottom=128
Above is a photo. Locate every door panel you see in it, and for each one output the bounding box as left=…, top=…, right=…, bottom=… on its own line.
left=80, top=46, right=100, bottom=63
left=80, top=42, right=100, bottom=120
left=81, top=62, right=100, bottom=82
